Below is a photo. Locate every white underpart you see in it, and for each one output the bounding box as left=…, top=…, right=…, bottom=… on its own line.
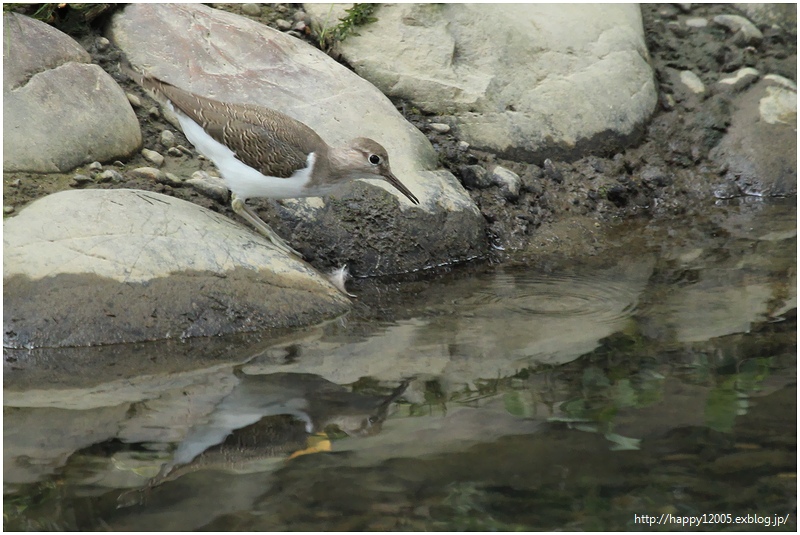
left=168, top=101, right=316, bottom=200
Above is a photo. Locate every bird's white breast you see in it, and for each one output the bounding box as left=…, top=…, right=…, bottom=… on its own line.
left=170, top=102, right=316, bottom=201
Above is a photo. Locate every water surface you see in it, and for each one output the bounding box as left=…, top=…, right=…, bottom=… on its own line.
left=4, top=199, right=796, bottom=531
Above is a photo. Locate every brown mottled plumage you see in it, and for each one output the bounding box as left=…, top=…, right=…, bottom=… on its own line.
left=122, top=63, right=419, bottom=259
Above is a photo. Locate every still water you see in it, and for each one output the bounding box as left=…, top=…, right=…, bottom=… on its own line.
left=4, top=200, right=796, bottom=531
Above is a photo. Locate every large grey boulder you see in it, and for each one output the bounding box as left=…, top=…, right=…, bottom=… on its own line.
left=3, top=12, right=141, bottom=172
left=108, top=4, right=486, bottom=276
left=3, top=189, right=350, bottom=348
left=307, top=4, right=657, bottom=163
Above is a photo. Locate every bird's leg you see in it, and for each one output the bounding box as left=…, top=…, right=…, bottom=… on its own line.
left=230, top=194, right=304, bottom=259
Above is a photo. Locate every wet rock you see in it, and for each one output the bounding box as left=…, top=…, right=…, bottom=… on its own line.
left=459, top=165, right=492, bottom=190
left=709, top=79, right=796, bottom=197
left=141, top=148, right=165, bottom=167
left=188, top=171, right=230, bottom=203
left=713, top=14, right=763, bottom=46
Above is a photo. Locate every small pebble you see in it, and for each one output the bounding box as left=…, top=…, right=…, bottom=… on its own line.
left=71, top=174, right=93, bottom=186
left=457, top=140, right=470, bottom=151
left=162, top=172, right=184, bottom=187
left=88, top=161, right=103, bottom=172
left=126, top=93, right=141, bottom=108
left=175, top=144, right=193, bottom=156
left=4, top=205, right=15, bottom=215
left=167, top=147, right=185, bottom=157
left=294, top=10, right=307, bottom=22
left=241, top=3, right=261, bottom=17
left=97, top=169, right=124, bottom=183
left=160, top=130, right=176, bottom=147
left=188, top=171, right=229, bottom=203
left=717, top=67, right=760, bottom=92
left=292, top=20, right=307, bottom=32
left=129, top=167, right=165, bottom=181
left=680, top=70, right=705, bottom=94
left=141, top=148, right=165, bottom=167
left=459, top=165, right=492, bottom=189
left=276, top=18, right=292, bottom=31
left=429, top=122, right=451, bottom=134
left=685, top=17, right=708, bottom=28
left=96, top=36, right=110, bottom=51
left=286, top=30, right=303, bottom=39
left=148, top=106, right=160, bottom=119
left=543, top=159, right=563, bottom=183
left=113, top=160, right=125, bottom=167
left=9, top=178, right=20, bottom=187
left=492, top=165, right=522, bottom=202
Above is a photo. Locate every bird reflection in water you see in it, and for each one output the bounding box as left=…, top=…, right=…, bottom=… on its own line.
left=118, top=373, right=409, bottom=508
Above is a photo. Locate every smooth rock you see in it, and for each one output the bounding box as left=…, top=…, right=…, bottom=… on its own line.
left=491, top=165, right=522, bottom=201
left=275, top=18, right=292, bottom=31
left=97, top=169, right=124, bottom=183
left=240, top=3, right=261, bottom=17
left=307, top=4, right=657, bottom=162
left=108, top=3, right=486, bottom=276
left=3, top=205, right=15, bottom=215
left=160, top=130, right=176, bottom=147
left=162, top=172, right=184, bottom=187
left=96, top=36, right=111, bottom=51
left=126, top=93, right=142, bottom=107
left=680, top=70, right=706, bottom=94
left=713, top=14, right=764, bottom=45
left=88, top=161, right=103, bottom=172
left=141, top=148, right=165, bottom=167
left=716, top=68, right=760, bottom=93
left=3, top=189, right=350, bottom=348
left=685, top=17, right=708, bottom=28
left=129, top=166, right=165, bottom=181
left=3, top=12, right=141, bottom=173
left=429, top=122, right=451, bottom=134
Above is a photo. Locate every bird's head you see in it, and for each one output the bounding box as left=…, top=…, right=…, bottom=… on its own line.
left=339, top=138, right=420, bottom=205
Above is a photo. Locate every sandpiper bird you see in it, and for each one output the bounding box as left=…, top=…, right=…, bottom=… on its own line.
left=123, top=64, right=419, bottom=257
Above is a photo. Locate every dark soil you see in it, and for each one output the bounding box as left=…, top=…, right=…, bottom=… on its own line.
left=3, top=3, right=796, bottom=271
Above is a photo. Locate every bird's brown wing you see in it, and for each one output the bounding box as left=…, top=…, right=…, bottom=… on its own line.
left=131, top=71, right=325, bottom=178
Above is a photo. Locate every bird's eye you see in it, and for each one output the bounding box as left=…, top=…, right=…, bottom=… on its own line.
left=369, top=154, right=381, bottom=165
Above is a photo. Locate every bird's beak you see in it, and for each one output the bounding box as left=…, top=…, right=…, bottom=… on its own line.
left=383, top=170, right=420, bottom=205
